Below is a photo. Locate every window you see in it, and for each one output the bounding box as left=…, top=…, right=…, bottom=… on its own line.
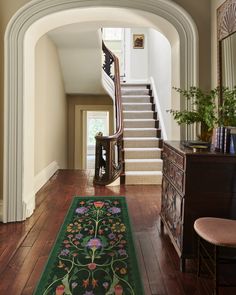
left=87, top=111, right=109, bottom=146
left=102, top=28, right=123, bottom=41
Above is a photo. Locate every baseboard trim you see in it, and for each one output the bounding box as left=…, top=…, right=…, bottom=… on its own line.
left=34, top=161, right=59, bottom=194
left=149, top=77, right=168, bottom=140
left=106, top=177, right=120, bottom=186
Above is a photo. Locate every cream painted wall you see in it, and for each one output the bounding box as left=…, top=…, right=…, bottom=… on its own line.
left=173, top=0, right=211, bottom=90
left=211, top=0, right=225, bottom=87
left=35, top=35, right=67, bottom=175
left=0, top=0, right=212, bottom=200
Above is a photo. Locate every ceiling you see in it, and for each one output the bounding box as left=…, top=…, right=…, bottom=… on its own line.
left=46, top=8, right=177, bottom=94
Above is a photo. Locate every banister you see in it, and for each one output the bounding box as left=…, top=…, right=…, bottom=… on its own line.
left=93, top=40, right=123, bottom=185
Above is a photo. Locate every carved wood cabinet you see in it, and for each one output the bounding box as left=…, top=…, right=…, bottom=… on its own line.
left=160, top=141, right=236, bottom=271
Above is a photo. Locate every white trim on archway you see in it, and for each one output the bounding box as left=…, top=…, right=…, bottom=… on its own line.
left=3, top=0, right=198, bottom=222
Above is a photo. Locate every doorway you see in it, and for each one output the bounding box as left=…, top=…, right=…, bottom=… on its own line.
left=85, top=111, right=109, bottom=169
left=74, top=104, right=113, bottom=170
left=4, top=2, right=198, bottom=222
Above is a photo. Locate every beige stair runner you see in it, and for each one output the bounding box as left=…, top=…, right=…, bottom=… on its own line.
left=121, top=83, right=163, bottom=184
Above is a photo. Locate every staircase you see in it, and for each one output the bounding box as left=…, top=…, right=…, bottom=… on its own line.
left=121, top=83, right=163, bottom=184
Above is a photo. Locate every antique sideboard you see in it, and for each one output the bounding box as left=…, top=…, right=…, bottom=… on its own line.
left=160, top=141, right=236, bottom=271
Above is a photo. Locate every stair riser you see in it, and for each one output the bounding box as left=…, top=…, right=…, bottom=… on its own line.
left=125, top=174, right=162, bottom=185
left=122, top=97, right=150, bottom=103
left=124, top=130, right=158, bottom=137
left=121, top=89, right=150, bottom=95
left=124, top=121, right=156, bottom=128
left=124, top=140, right=160, bottom=148
left=123, top=112, right=154, bottom=119
left=123, top=104, right=152, bottom=111
left=121, top=84, right=149, bottom=89
left=124, top=150, right=161, bottom=159
left=125, top=162, right=163, bottom=171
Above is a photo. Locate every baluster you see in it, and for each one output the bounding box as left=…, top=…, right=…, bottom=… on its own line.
left=94, top=40, right=123, bottom=185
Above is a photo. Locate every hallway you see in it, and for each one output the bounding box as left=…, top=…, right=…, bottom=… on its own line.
left=0, top=170, right=235, bottom=294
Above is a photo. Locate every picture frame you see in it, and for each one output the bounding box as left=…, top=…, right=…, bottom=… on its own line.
left=133, top=34, right=144, bottom=49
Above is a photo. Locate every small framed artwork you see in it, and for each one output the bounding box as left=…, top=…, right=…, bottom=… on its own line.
left=133, top=34, right=144, bottom=49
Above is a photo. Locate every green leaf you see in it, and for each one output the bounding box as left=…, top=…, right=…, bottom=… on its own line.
left=62, top=274, right=72, bottom=295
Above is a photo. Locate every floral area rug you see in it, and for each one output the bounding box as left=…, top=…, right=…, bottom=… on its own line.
left=34, top=196, right=144, bottom=295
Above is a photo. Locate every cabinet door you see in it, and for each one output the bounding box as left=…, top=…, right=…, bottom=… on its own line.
left=163, top=158, right=185, bottom=194
left=161, top=176, right=184, bottom=249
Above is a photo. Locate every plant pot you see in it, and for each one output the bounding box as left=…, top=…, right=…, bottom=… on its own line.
left=197, top=123, right=213, bottom=143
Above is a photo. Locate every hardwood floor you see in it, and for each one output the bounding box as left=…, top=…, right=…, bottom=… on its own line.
left=0, top=170, right=235, bottom=295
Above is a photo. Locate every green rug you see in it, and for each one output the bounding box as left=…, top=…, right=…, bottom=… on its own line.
left=34, top=196, right=144, bottom=295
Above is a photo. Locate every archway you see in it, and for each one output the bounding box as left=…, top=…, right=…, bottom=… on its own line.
left=3, top=0, right=198, bottom=222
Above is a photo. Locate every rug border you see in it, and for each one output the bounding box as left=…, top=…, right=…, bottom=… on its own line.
left=33, top=196, right=144, bottom=295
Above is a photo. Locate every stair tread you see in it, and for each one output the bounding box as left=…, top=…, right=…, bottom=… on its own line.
left=124, top=119, right=155, bottom=121
left=124, top=137, right=160, bottom=140
left=125, top=159, right=162, bottom=163
left=123, top=102, right=151, bottom=105
left=122, top=94, right=150, bottom=97
left=123, top=110, right=153, bottom=113
left=124, top=128, right=158, bottom=130
left=124, top=147, right=162, bottom=151
left=125, top=171, right=162, bottom=175
left=121, top=83, right=150, bottom=86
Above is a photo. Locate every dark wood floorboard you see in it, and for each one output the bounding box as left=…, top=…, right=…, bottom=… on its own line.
left=0, top=169, right=235, bottom=295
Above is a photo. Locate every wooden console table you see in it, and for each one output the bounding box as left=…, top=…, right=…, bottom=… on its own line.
left=160, top=141, right=236, bottom=271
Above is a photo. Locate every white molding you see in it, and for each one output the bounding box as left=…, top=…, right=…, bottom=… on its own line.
left=150, top=77, right=168, bottom=140
left=102, top=71, right=115, bottom=101
left=3, top=0, right=198, bottom=222
left=74, top=105, right=114, bottom=169
left=107, top=177, right=120, bottom=186
left=34, top=161, right=59, bottom=194
left=22, top=194, right=35, bottom=221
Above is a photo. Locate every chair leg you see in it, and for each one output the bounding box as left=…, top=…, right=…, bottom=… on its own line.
left=213, top=245, right=219, bottom=295
left=197, top=235, right=201, bottom=277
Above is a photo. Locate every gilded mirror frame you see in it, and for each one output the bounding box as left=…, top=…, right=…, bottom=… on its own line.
left=217, top=0, right=236, bottom=104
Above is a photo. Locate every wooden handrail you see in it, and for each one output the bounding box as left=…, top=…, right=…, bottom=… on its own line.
left=93, top=41, right=123, bottom=185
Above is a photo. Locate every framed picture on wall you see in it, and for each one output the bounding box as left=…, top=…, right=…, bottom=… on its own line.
left=133, top=34, right=144, bottom=49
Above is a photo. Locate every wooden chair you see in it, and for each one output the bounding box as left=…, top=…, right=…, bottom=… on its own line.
left=194, top=217, right=236, bottom=295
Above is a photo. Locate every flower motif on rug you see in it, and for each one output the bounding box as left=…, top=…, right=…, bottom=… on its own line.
left=35, top=197, right=143, bottom=295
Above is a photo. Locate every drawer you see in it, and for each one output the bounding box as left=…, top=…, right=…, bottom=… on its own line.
left=163, top=158, right=185, bottom=193
left=163, top=144, right=185, bottom=170
left=161, top=176, right=184, bottom=250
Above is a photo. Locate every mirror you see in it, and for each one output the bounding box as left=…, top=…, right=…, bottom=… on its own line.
left=221, top=32, right=236, bottom=89
left=217, top=0, right=236, bottom=102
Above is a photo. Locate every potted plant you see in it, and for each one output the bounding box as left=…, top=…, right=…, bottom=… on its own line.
left=168, top=86, right=218, bottom=142
left=217, top=86, right=236, bottom=127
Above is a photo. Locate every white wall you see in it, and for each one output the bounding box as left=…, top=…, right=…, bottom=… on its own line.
left=125, top=28, right=149, bottom=82
left=148, top=28, right=180, bottom=139
left=35, top=35, right=67, bottom=176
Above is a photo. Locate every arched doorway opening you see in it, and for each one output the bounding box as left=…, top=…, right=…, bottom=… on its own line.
left=3, top=0, right=198, bottom=222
